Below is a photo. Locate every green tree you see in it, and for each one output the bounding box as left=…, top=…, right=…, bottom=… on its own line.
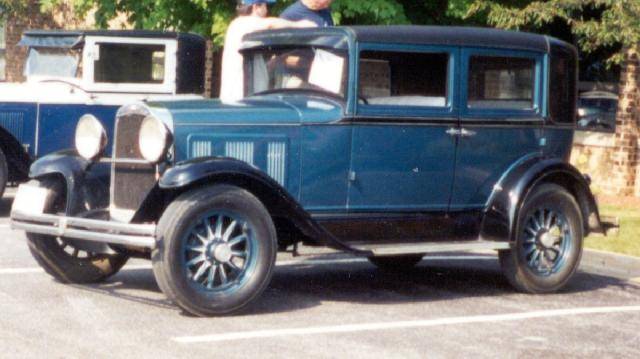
left=469, top=0, right=640, bottom=196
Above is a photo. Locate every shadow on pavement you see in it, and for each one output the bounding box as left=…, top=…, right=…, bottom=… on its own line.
left=0, top=196, right=12, bottom=218
left=61, top=257, right=636, bottom=317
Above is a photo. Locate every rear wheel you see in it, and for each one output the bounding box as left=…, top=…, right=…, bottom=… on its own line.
left=499, top=184, right=583, bottom=293
left=0, top=147, right=7, bottom=199
left=368, top=255, right=424, bottom=271
left=152, top=185, right=277, bottom=316
left=25, top=179, right=129, bottom=283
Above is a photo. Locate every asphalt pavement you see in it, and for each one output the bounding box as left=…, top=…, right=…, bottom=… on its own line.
left=1, top=189, right=639, bottom=358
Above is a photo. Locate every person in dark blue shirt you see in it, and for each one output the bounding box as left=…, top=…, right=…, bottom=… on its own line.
left=280, top=0, right=334, bottom=27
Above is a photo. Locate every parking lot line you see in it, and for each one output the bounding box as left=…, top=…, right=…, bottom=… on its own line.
left=172, top=305, right=640, bottom=344
left=0, top=256, right=495, bottom=276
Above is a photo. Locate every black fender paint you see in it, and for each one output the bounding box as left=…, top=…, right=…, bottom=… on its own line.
left=0, top=127, right=31, bottom=181
left=481, top=156, right=602, bottom=243
left=29, top=150, right=110, bottom=215
left=158, top=156, right=362, bottom=253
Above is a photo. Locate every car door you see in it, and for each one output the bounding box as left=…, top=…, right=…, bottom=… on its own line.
left=450, top=49, right=546, bottom=210
left=348, top=44, right=459, bottom=215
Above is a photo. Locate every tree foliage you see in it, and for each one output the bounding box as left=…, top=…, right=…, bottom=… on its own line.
left=35, top=1, right=493, bottom=46
left=468, top=0, right=640, bottom=63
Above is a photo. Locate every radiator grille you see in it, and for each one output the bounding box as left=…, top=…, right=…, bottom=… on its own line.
left=0, top=112, right=24, bottom=142
left=111, top=114, right=156, bottom=212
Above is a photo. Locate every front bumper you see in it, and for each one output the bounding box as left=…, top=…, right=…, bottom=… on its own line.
left=11, top=211, right=157, bottom=249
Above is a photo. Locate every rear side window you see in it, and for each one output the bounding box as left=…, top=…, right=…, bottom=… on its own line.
left=549, top=49, right=577, bottom=124
left=94, top=43, right=166, bottom=84
left=359, top=51, right=449, bottom=108
left=468, top=56, right=535, bottom=110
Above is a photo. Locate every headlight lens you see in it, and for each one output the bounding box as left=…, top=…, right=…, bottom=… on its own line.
left=75, top=114, right=107, bottom=160
left=139, top=116, right=170, bottom=163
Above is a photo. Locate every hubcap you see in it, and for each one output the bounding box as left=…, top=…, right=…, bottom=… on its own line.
left=521, top=208, right=572, bottom=276
left=183, top=212, right=255, bottom=291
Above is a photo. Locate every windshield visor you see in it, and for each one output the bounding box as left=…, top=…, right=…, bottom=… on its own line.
left=244, top=47, right=348, bottom=99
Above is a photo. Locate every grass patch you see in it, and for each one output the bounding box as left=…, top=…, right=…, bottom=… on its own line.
left=585, top=204, right=640, bottom=257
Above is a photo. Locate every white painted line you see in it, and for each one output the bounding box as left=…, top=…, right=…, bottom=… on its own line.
left=0, top=267, right=44, bottom=275
left=0, top=255, right=495, bottom=276
left=173, top=305, right=640, bottom=343
left=0, top=224, right=10, bottom=229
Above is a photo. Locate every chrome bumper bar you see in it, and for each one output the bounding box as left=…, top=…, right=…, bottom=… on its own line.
left=11, top=211, right=156, bottom=249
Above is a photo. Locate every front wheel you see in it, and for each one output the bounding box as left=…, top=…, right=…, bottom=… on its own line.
left=152, top=185, right=277, bottom=316
left=499, top=183, right=583, bottom=293
left=25, top=179, right=129, bottom=283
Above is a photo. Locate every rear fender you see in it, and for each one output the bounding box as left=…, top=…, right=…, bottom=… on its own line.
left=481, top=157, right=602, bottom=243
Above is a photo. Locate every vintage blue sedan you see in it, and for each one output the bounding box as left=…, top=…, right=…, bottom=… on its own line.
left=11, top=26, right=603, bottom=316
left=0, top=30, right=205, bottom=198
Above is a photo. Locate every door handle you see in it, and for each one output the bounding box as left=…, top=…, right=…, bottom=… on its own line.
left=459, top=128, right=477, bottom=137
left=446, top=128, right=461, bottom=137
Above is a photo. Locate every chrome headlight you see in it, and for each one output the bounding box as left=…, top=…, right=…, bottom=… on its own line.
left=75, top=114, right=107, bottom=160
left=139, top=116, right=171, bottom=163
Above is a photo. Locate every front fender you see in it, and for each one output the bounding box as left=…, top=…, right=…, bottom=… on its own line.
left=156, top=157, right=355, bottom=252
left=481, top=157, right=601, bottom=243
left=29, top=150, right=110, bottom=215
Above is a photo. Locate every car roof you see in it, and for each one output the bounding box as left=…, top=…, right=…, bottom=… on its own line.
left=23, top=29, right=189, bottom=39
left=245, top=26, right=570, bottom=54
left=579, top=91, right=618, bottom=100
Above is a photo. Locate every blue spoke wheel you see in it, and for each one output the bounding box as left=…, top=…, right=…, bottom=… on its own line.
left=499, top=184, right=583, bottom=293
left=152, top=185, right=277, bottom=317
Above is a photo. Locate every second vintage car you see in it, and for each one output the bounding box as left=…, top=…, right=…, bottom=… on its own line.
left=0, top=30, right=206, bottom=198
left=11, top=26, right=602, bottom=316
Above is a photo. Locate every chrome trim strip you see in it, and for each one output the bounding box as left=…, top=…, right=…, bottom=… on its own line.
left=99, top=157, right=151, bottom=165
left=11, top=211, right=156, bottom=249
left=354, top=240, right=511, bottom=256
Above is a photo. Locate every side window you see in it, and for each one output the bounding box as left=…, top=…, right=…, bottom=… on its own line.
left=549, top=50, right=577, bottom=124
left=93, top=43, right=166, bottom=84
left=468, top=56, right=536, bottom=110
left=359, top=51, right=449, bottom=108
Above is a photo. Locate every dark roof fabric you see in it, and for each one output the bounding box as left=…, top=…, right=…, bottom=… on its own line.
left=347, top=26, right=552, bottom=52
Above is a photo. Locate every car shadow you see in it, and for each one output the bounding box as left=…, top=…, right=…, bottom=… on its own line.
left=64, top=257, right=638, bottom=317
left=0, top=195, right=13, bottom=218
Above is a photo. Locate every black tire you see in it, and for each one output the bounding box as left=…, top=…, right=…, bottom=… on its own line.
left=152, top=185, right=277, bottom=317
left=0, top=147, right=7, bottom=199
left=368, top=255, right=424, bottom=271
left=499, top=183, right=583, bottom=293
left=25, top=179, right=129, bottom=284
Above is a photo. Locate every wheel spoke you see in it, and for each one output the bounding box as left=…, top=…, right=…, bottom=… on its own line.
left=228, top=235, right=247, bottom=247
left=186, top=254, right=206, bottom=267
left=528, top=249, right=539, bottom=267
left=223, top=220, right=238, bottom=242
left=205, top=218, right=215, bottom=241
left=545, top=211, right=555, bottom=229
left=525, top=225, right=537, bottom=237
left=186, top=244, right=206, bottom=253
left=231, top=250, right=247, bottom=259
left=227, top=260, right=242, bottom=272
left=206, top=265, right=217, bottom=289
left=537, top=210, right=546, bottom=229
left=219, top=264, right=228, bottom=284
left=193, top=262, right=211, bottom=281
left=524, top=244, right=537, bottom=257
left=215, top=215, right=224, bottom=239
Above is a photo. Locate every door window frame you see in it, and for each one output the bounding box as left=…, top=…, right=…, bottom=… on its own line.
left=460, top=48, right=546, bottom=120
left=354, top=43, right=459, bottom=119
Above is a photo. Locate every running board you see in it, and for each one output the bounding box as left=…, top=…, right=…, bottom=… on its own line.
left=351, top=241, right=511, bottom=256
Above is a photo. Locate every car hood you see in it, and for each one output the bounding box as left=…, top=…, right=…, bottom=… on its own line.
left=147, top=95, right=344, bottom=126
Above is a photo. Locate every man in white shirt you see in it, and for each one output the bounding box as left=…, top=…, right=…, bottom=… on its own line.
left=220, top=0, right=316, bottom=102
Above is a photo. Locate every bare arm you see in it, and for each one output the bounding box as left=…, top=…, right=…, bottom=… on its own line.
left=262, top=17, right=317, bottom=30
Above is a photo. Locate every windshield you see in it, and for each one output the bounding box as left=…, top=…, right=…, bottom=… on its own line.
left=245, top=47, right=348, bottom=99
left=24, top=48, right=80, bottom=79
